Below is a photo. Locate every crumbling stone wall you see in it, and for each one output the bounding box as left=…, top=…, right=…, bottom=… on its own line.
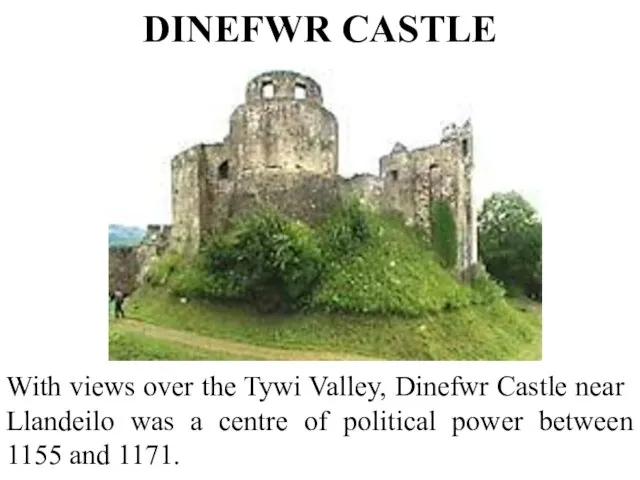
left=108, top=246, right=138, bottom=295
left=378, top=120, right=477, bottom=274
left=170, top=145, right=210, bottom=255
left=230, top=171, right=343, bottom=225
left=379, top=142, right=419, bottom=225
left=108, top=225, right=172, bottom=295
left=344, top=174, right=383, bottom=209
left=165, top=70, right=477, bottom=278
left=202, top=142, right=234, bottom=236
left=440, top=120, right=476, bottom=275
left=136, top=224, right=172, bottom=284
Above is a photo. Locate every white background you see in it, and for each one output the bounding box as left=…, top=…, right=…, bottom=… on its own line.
left=1, top=0, right=639, bottom=478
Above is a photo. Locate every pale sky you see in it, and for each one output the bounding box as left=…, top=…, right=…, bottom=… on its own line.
left=107, top=5, right=542, bottom=226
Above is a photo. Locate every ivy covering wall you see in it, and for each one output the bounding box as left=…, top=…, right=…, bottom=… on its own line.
left=430, top=200, right=458, bottom=269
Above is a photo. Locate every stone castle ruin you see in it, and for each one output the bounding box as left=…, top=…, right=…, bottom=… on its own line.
left=109, top=70, right=477, bottom=293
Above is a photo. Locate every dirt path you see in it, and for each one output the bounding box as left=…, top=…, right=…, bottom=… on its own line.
left=114, top=318, right=375, bottom=361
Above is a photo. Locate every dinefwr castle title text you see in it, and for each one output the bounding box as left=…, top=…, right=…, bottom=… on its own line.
left=144, top=15, right=496, bottom=43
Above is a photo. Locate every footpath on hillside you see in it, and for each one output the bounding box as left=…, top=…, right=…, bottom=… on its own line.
left=112, top=318, right=375, bottom=361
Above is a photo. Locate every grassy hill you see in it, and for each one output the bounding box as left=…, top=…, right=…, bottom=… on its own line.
left=109, top=204, right=542, bottom=361
left=110, top=291, right=540, bottom=360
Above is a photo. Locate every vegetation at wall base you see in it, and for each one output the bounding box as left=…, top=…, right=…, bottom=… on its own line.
left=312, top=211, right=475, bottom=316
left=116, top=198, right=541, bottom=360
left=111, top=195, right=542, bottom=361
left=202, top=208, right=324, bottom=313
left=147, top=201, right=505, bottom=318
left=429, top=199, right=458, bottom=269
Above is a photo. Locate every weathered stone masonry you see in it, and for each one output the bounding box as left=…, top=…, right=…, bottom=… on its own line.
left=170, top=71, right=340, bottom=256
left=108, top=246, right=138, bottom=295
left=109, top=70, right=478, bottom=292
left=378, top=120, right=477, bottom=273
left=108, top=225, right=171, bottom=295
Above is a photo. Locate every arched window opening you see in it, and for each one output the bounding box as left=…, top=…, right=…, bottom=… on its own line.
left=218, top=160, right=230, bottom=180
left=462, top=139, right=469, bottom=157
left=261, top=81, right=274, bottom=99
left=429, top=164, right=442, bottom=201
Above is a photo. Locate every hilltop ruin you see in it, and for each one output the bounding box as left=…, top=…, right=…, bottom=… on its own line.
left=109, top=71, right=477, bottom=293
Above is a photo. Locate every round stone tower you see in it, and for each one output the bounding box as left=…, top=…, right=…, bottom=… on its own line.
left=227, top=71, right=342, bottom=224
left=229, top=71, right=338, bottom=175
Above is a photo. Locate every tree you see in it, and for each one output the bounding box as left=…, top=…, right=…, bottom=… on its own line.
left=477, top=192, right=542, bottom=300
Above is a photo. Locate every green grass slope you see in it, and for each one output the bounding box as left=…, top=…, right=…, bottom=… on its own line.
left=115, top=290, right=540, bottom=360
left=109, top=329, right=237, bottom=361
left=313, top=214, right=478, bottom=316
left=113, top=206, right=541, bottom=361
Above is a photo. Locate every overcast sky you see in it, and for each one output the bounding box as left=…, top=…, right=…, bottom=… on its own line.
left=107, top=5, right=542, bottom=226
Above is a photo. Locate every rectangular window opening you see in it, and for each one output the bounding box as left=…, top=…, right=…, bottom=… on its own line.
left=218, top=160, right=230, bottom=180
left=294, top=83, right=307, bottom=100
left=261, top=82, right=274, bottom=99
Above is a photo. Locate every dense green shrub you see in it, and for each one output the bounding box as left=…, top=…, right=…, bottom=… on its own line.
left=430, top=200, right=458, bottom=269
left=317, top=198, right=372, bottom=260
left=478, top=192, right=542, bottom=300
left=168, top=255, right=243, bottom=301
left=146, top=250, right=184, bottom=286
left=202, top=209, right=324, bottom=313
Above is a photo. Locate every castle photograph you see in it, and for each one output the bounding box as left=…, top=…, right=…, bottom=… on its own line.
left=108, top=71, right=542, bottom=361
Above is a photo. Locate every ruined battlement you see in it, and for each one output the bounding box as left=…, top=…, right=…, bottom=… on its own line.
left=441, top=119, right=472, bottom=142
left=245, top=70, right=324, bottom=104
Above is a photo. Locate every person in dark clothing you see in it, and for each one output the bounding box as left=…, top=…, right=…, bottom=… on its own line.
left=112, top=289, right=125, bottom=319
